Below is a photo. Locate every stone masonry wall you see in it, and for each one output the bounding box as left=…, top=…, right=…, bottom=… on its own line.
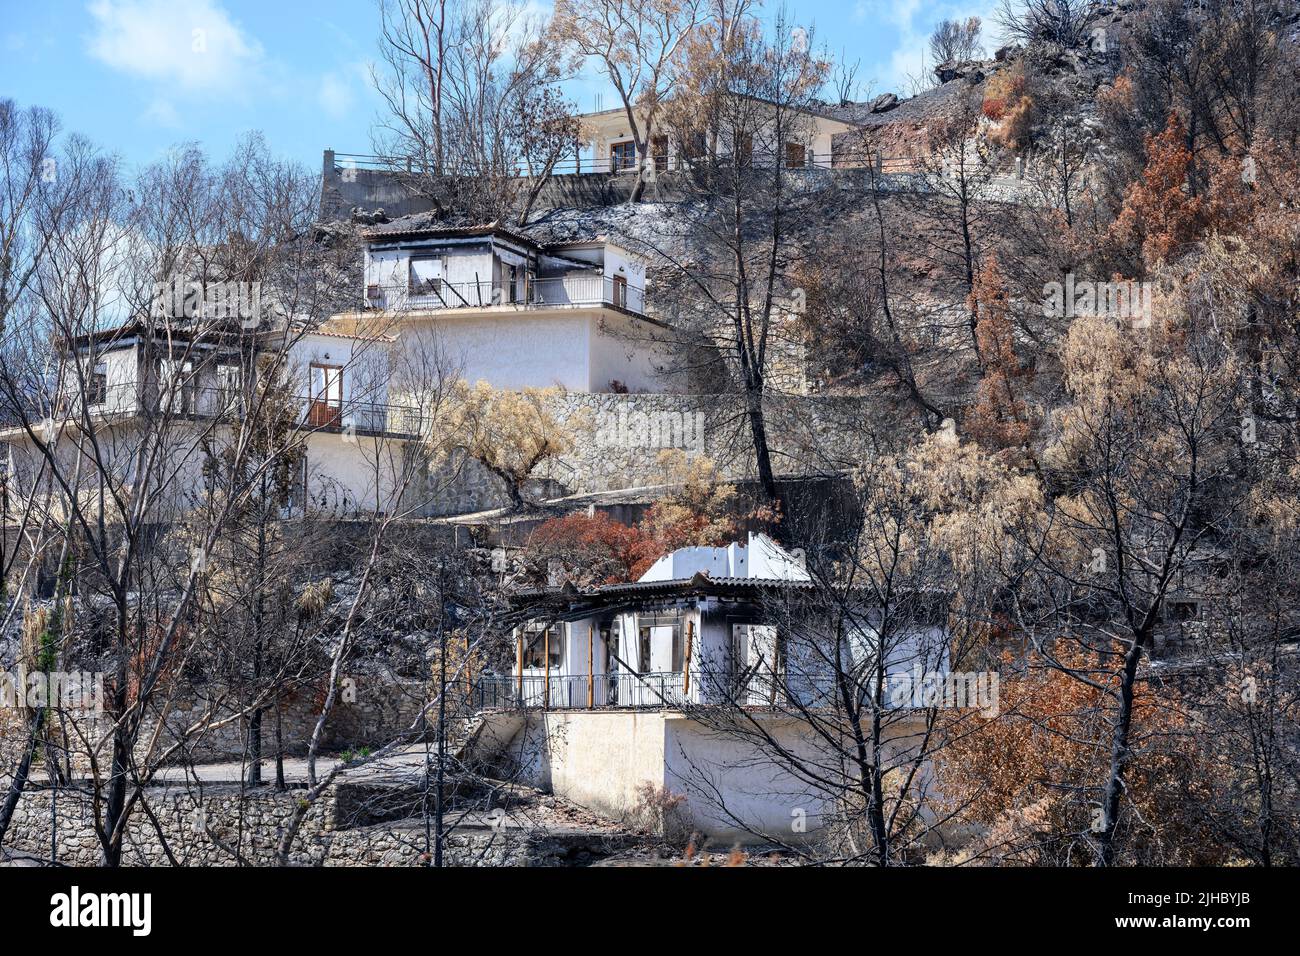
left=38, top=675, right=430, bottom=775
left=421, top=392, right=871, bottom=516
left=3, top=784, right=600, bottom=866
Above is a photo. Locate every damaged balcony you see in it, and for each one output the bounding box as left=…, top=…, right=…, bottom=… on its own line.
left=466, top=668, right=846, bottom=712
left=364, top=273, right=643, bottom=316
left=58, top=382, right=427, bottom=441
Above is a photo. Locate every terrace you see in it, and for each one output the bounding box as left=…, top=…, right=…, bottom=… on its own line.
left=364, top=272, right=642, bottom=316
left=466, top=668, right=845, bottom=712
left=48, top=381, right=426, bottom=441
left=332, top=146, right=917, bottom=179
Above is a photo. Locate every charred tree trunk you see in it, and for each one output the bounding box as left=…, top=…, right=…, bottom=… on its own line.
left=0, top=706, right=46, bottom=846
left=1096, top=636, right=1144, bottom=866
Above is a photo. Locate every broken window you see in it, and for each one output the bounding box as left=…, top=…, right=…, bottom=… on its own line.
left=217, top=363, right=242, bottom=410
left=610, top=141, right=637, bottom=171
left=735, top=133, right=753, bottom=167
left=681, top=130, right=708, bottom=161
left=785, top=142, right=807, bottom=168
left=506, top=264, right=519, bottom=304
left=651, top=135, right=669, bottom=171
left=523, top=626, right=563, bottom=669
left=158, top=359, right=195, bottom=414
left=638, top=612, right=683, bottom=674
left=89, top=361, right=108, bottom=406
left=409, top=256, right=444, bottom=298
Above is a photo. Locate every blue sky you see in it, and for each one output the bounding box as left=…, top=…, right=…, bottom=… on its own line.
left=1, top=0, right=999, bottom=173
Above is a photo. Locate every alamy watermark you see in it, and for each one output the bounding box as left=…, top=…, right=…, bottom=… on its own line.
left=887, top=665, right=1000, bottom=717
left=150, top=277, right=263, bottom=328
left=50, top=886, right=151, bottom=936
left=1, top=670, right=105, bottom=715
left=595, top=406, right=705, bottom=452
left=1042, top=274, right=1154, bottom=328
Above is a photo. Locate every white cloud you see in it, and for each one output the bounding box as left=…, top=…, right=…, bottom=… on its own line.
left=141, top=97, right=182, bottom=128
left=85, top=0, right=264, bottom=94
left=317, top=71, right=356, bottom=120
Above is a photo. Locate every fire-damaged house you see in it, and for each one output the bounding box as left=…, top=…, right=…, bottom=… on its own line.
left=467, top=534, right=959, bottom=842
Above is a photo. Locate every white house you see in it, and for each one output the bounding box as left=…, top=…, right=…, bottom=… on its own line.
left=350, top=220, right=672, bottom=394
left=0, top=220, right=678, bottom=532
left=0, top=317, right=419, bottom=524
left=472, top=534, right=953, bottom=842
left=495, top=533, right=947, bottom=712
left=575, top=97, right=868, bottom=174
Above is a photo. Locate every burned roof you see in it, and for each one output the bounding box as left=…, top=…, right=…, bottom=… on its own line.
left=580, top=574, right=815, bottom=596
left=511, top=571, right=817, bottom=620
left=361, top=216, right=544, bottom=250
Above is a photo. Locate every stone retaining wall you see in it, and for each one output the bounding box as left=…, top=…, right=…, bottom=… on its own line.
left=5, top=783, right=334, bottom=866
left=422, top=392, right=870, bottom=516
left=4, top=783, right=636, bottom=866
left=26, top=675, right=431, bottom=776
left=142, top=675, right=431, bottom=763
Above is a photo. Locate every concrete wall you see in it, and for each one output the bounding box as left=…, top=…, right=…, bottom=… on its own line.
left=587, top=313, right=666, bottom=393
left=490, top=707, right=943, bottom=846
left=400, top=313, right=591, bottom=391
left=496, top=709, right=836, bottom=844
left=321, top=151, right=434, bottom=221
left=549, top=391, right=869, bottom=492
left=394, top=311, right=667, bottom=393
left=301, top=430, right=417, bottom=516
left=663, top=715, right=831, bottom=841
left=409, top=391, right=870, bottom=517
left=506, top=710, right=669, bottom=823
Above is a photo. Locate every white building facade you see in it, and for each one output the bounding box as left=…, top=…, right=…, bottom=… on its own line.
left=353, top=221, right=670, bottom=394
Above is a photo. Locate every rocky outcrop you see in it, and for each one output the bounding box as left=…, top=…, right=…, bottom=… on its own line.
left=869, top=93, right=899, bottom=113
left=934, top=59, right=986, bottom=84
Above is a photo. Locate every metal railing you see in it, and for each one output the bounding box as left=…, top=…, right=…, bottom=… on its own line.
left=63, top=383, right=427, bottom=439
left=333, top=148, right=920, bottom=178
left=539, top=148, right=920, bottom=176
left=469, top=669, right=855, bottom=712
left=470, top=671, right=689, bottom=711
left=366, top=274, right=644, bottom=316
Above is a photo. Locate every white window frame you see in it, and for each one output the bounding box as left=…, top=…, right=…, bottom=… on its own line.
left=158, top=359, right=195, bottom=414
left=216, top=363, right=242, bottom=410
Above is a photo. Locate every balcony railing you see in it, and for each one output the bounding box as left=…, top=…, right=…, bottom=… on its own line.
left=62, top=383, right=427, bottom=439
left=333, top=148, right=918, bottom=178
left=469, top=669, right=850, bottom=712
left=466, top=665, right=962, bottom=712
left=365, top=274, right=644, bottom=316
left=538, top=148, right=919, bottom=176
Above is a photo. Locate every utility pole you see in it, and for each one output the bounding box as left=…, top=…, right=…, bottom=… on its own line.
left=433, top=560, right=449, bottom=867
left=1, top=448, right=9, bottom=603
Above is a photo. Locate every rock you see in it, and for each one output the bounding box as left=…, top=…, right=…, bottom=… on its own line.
left=869, top=93, right=898, bottom=114
left=934, top=59, right=985, bottom=84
